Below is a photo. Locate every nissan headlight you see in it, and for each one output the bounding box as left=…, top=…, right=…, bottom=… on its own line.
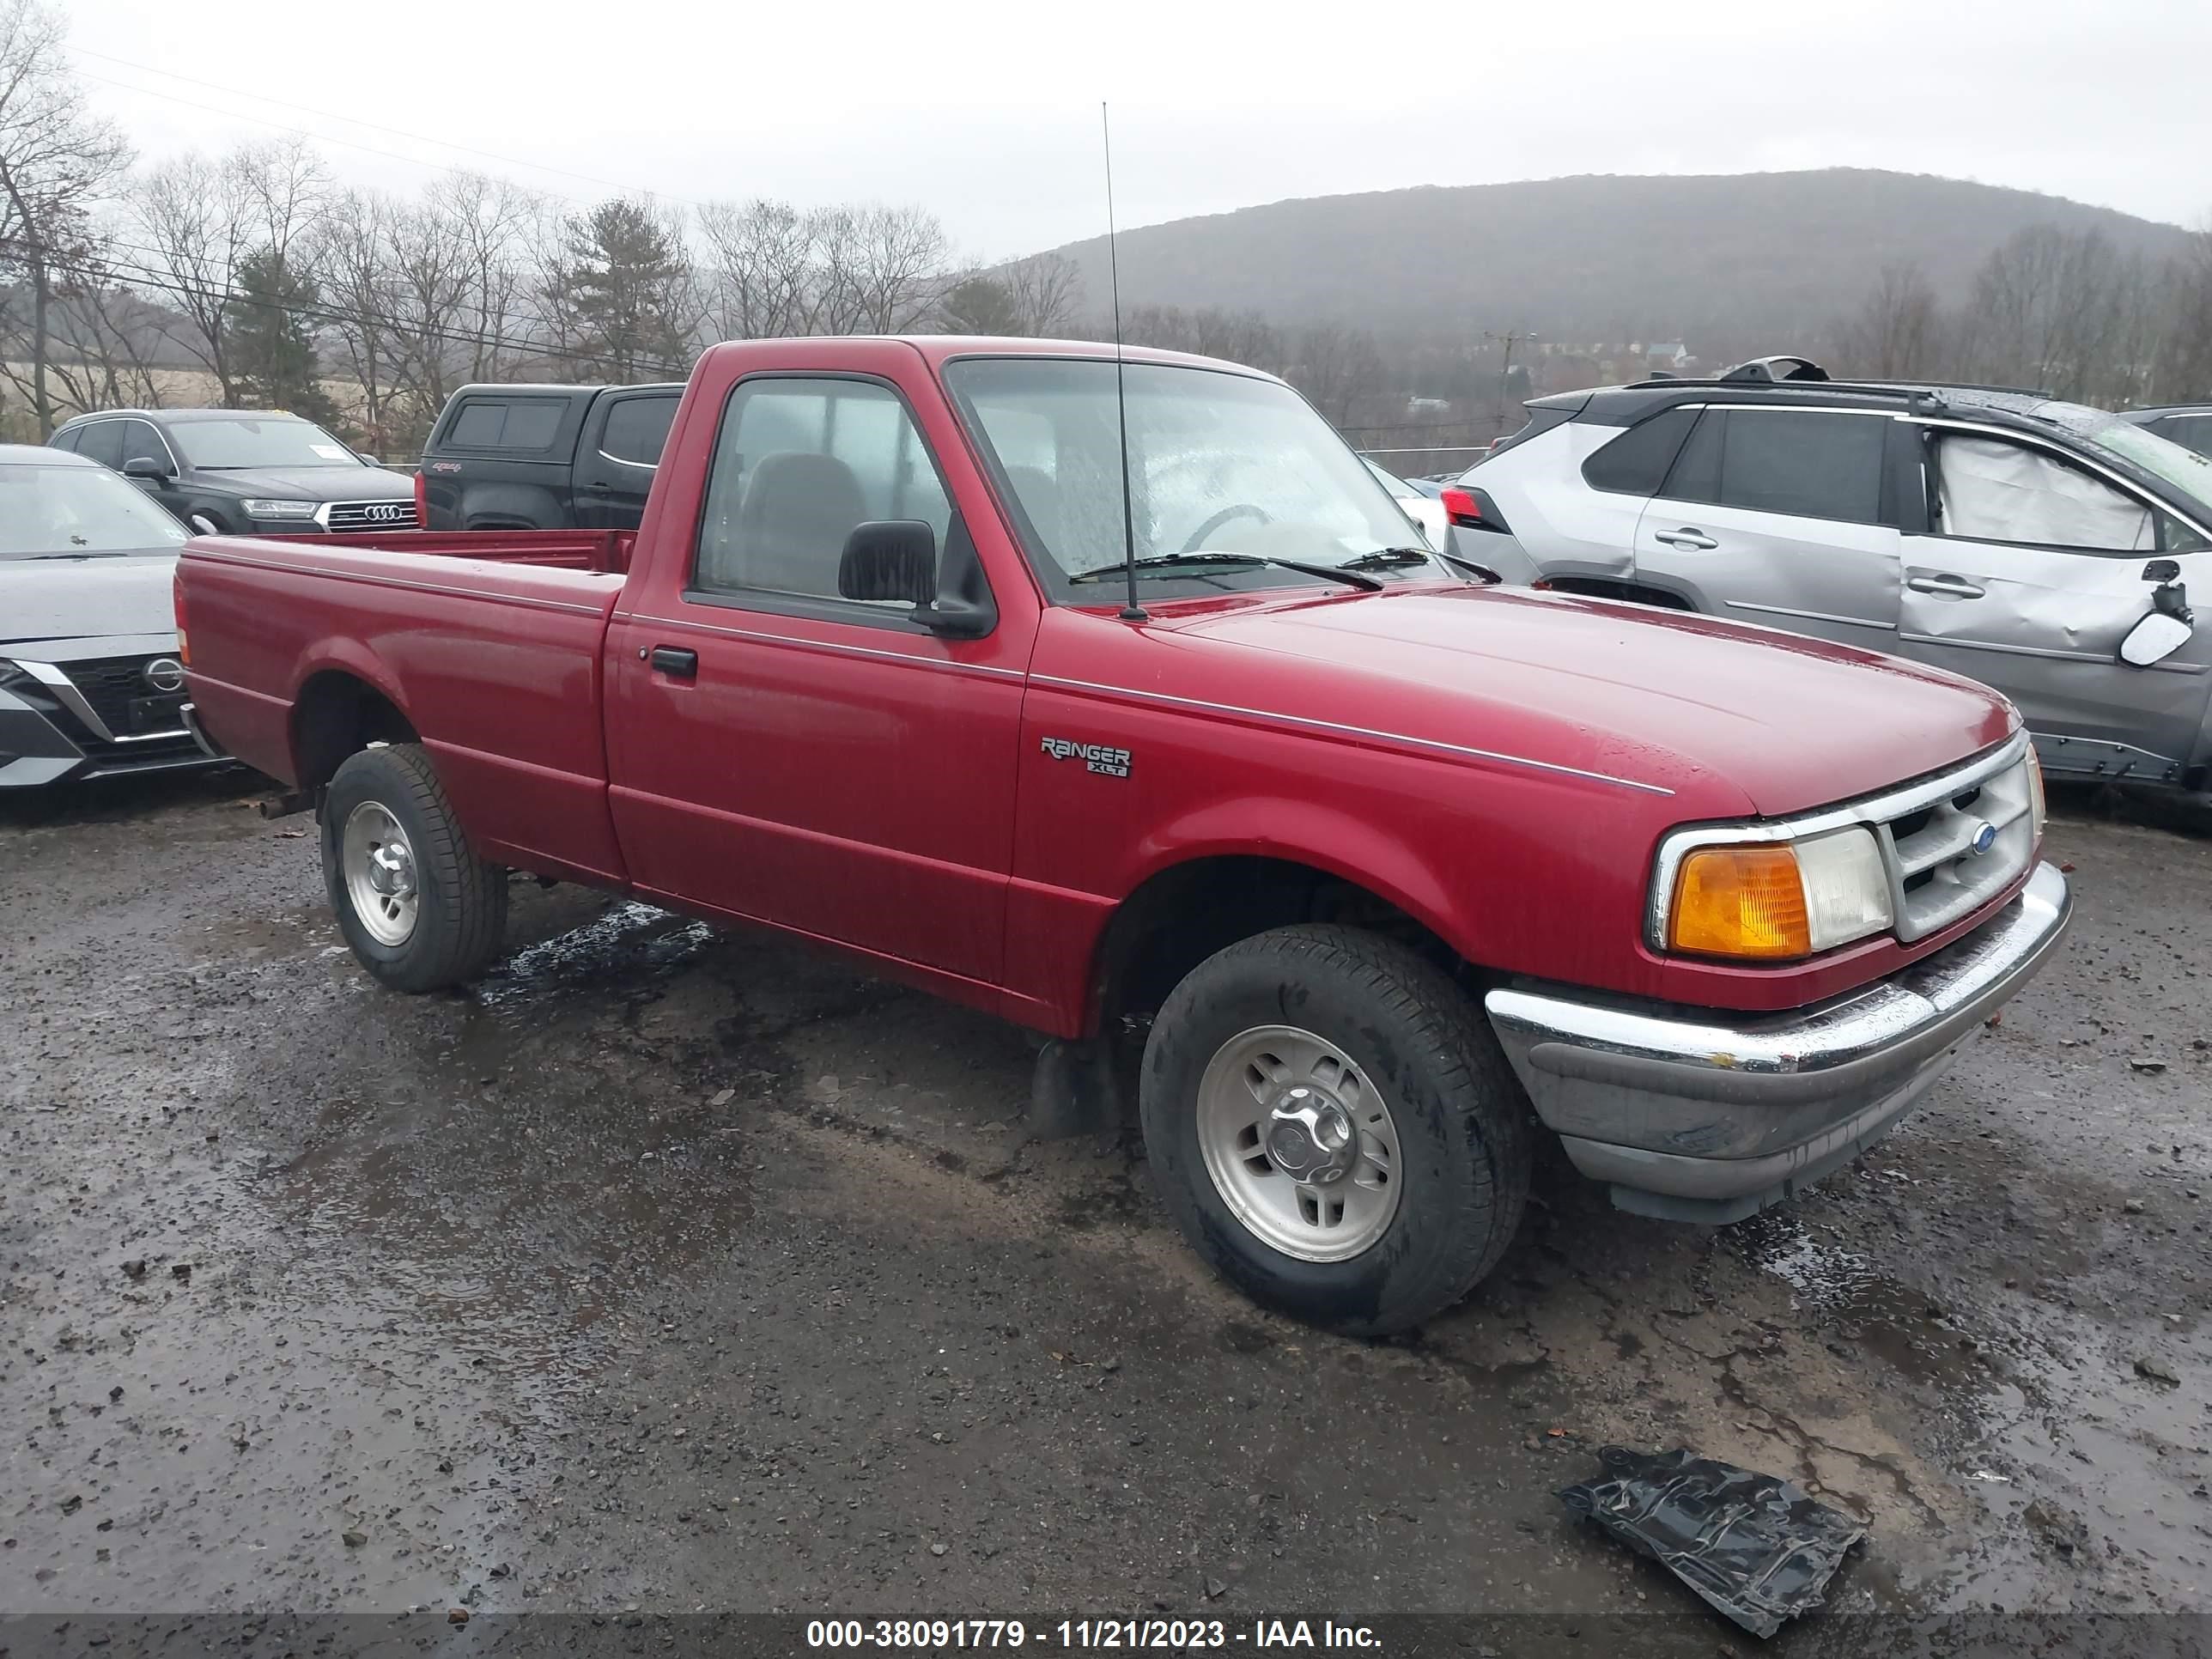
left=241, top=499, right=317, bottom=520
left=1657, top=826, right=1893, bottom=962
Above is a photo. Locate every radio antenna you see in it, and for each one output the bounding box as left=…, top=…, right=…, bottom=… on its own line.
left=1102, top=101, right=1146, bottom=623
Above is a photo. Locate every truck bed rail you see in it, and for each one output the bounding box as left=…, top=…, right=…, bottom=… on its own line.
left=246, top=527, right=635, bottom=574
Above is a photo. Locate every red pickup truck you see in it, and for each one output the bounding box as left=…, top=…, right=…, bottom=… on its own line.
left=178, top=336, right=2072, bottom=1334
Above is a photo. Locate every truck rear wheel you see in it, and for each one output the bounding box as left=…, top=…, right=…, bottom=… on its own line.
left=321, top=743, right=507, bottom=993
left=1139, top=925, right=1531, bottom=1336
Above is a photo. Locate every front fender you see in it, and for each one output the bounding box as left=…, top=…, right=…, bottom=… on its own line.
left=1128, top=793, right=1477, bottom=960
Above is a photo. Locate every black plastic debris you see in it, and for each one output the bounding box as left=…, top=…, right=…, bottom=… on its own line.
left=1557, top=1445, right=1866, bottom=1638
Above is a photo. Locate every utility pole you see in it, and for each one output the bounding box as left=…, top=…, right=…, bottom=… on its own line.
left=1483, top=328, right=1535, bottom=441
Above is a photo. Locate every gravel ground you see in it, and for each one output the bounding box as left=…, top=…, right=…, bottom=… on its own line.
left=2, top=772, right=2207, bottom=1655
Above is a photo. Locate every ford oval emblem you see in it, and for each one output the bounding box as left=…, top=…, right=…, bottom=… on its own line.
left=1967, top=820, right=1998, bottom=856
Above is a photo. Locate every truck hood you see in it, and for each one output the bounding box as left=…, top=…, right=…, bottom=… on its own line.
left=0, top=554, right=179, bottom=652
left=198, top=465, right=414, bottom=501
left=1167, top=586, right=2017, bottom=817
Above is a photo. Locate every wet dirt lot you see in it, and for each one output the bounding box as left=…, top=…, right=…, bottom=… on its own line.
left=3, top=775, right=2208, bottom=1654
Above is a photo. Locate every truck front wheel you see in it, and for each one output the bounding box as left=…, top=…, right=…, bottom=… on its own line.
left=321, top=743, right=507, bottom=993
left=1140, top=925, right=1531, bottom=1335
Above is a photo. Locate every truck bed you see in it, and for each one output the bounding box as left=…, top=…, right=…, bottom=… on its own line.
left=182, top=529, right=631, bottom=884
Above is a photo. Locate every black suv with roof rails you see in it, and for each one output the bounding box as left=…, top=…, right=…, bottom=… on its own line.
left=1461, top=355, right=2212, bottom=802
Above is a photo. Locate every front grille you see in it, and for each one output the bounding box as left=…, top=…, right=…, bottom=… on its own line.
left=62, top=656, right=190, bottom=745
left=1873, top=749, right=2036, bottom=942
left=321, top=499, right=419, bottom=532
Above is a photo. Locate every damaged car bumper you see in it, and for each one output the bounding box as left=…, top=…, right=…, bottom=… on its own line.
left=1484, top=860, right=2071, bottom=1224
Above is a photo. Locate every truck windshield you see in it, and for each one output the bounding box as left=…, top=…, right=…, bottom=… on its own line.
left=0, top=463, right=188, bottom=558
left=169, top=416, right=364, bottom=470
left=945, top=358, right=1440, bottom=599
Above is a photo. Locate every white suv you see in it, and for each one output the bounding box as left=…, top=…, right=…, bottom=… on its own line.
left=1461, top=357, right=2212, bottom=802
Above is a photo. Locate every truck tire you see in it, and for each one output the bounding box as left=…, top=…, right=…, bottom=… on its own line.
left=1140, top=925, right=1531, bottom=1336
left=321, top=743, right=507, bottom=993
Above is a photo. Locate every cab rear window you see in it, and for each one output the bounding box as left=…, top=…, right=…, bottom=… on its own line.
left=447, top=398, right=565, bottom=451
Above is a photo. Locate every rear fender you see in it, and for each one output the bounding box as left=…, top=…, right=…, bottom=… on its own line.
left=288, top=640, right=416, bottom=776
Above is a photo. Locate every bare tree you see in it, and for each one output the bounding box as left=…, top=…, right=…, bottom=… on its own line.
left=696, top=198, right=951, bottom=341
left=1123, top=304, right=1285, bottom=374
left=1005, top=252, right=1082, bottom=337
left=128, top=152, right=251, bottom=403
left=313, top=187, right=398, bottom=443
left=1830, top=262, right=1943, bottom=381
left=125, top=140, right=328, bottom=407
left=1288, top=321, right=1386, bottom=425
left=434, top=172, right=545, bottom=381
left=2154, top=225, right=2212, bottom=403
left=696, top=197, right=815, bottom=339
left=0, top=0, right=132, bottom=435
left=1959, top=226, right=2134, bottom=399
left=845, top=204, right=949, bottom=332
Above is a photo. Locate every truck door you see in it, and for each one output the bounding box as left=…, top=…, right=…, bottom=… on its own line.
left=1633, top=406, right=1903, bottom=647
left=573, top=390, right=678, bottom=530
left=604, top=368, right=1031, bottom=988
left=1896, top=424, right=2212, bottom=781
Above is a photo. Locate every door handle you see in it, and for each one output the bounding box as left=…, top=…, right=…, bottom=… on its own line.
left=584, top=480, right=615, bottom=493
left=1906, top=574, right=1987, bottom=599
left=647, top=646, right=698, bottom=678
left=1652, top=527, right=1718, bottom=550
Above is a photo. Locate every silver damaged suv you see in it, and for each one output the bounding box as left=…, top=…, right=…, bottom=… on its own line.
left=1462, top=356, right=2211, bottom=804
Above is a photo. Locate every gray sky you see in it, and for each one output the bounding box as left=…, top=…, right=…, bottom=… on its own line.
left=66, top=0, right=2212, bottom=258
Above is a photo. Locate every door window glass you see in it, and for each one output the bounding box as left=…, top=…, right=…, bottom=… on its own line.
left=119, top=421, right=169, bottom=470
left=74, top=421, right=125, bottom=470
left=1934, top=434, right=2154, bottom=552
left=599, top=396, right=678, bottom=466
left=695, top=379, right=952, bottom=602
left=49, top=426, right=82, bottom=453
left=1664, top=409, right=1886, bottom=525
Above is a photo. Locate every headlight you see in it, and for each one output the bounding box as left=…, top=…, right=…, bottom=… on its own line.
left=241, top=499, right=317, bottom=520
left=1662, top=826, right=1893, bottom=961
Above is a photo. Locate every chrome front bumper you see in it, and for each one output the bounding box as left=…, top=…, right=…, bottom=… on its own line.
left=1484, top=861, right=2072, bottom=1224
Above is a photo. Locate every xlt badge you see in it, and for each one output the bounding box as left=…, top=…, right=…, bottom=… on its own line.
left=1040, top=736, right=1132, bottom=779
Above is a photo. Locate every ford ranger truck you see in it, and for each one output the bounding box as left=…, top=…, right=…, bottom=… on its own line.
left=176, top=336, right=2073, bottom=1335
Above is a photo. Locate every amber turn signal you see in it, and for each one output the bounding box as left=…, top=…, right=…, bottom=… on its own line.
left=1668, top=844, right=1812, bottom=960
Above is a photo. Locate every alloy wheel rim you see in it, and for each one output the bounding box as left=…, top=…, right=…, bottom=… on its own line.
left=1194, top=1023, right=1402, bottom=1261
left=341, top=801, right=419, bottom=946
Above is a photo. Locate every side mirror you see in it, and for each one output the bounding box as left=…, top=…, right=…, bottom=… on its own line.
left=2120, top=610, right=2193, bottom=667
left=838, top=520, right=937, bottom=605
left=121, top=456, right=172, bottom=483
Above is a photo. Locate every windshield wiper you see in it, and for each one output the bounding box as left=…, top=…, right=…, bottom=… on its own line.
left=1434, top=550, right=1503, bottom=583
left=1340, top=547, right=1434, bottom=570
left=1342, top=545, right=1502, bottom=584
left=1071, top=552, right=1382, bottom=592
